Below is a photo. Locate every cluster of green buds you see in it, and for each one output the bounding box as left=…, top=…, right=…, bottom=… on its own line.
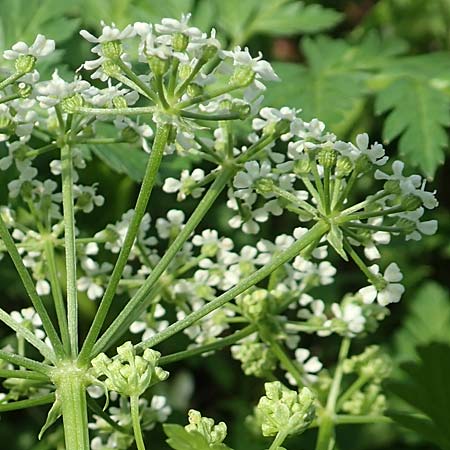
left=91, top=341, right=169, bottom=397
left=256, top=381, right=316, bottom=438
left=231, top=339, right=277, bottom=378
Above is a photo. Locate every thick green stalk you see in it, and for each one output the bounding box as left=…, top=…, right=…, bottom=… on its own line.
left=44, top=240, right=70, bottom=354
left=61, top=144, right=78, bottom=357
left=79, top=124, right=171, bottom=365
left=0, top=214, right=65, bottom=358
left=91, top=166, right=236, bottom=357
left=136, top=221, right=330, bottom=351
left=54, top=366, right=89, bottom=450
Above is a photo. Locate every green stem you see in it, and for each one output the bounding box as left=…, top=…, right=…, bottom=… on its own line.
left=75, top=106, right=156, bottom=116
left=0, top=393, right=55, bottom=412
left=0, top=308, right=55, bottom=362
left=0, top=369, right=49, bottom=381
left=130, top=395, right=146, bottom=450
left=61, top=144, right=78, bottom=357
left=24, top=142, right=58, bottom=159
left=270, top=184, right=318, bottom=216
left=43, top=240, right=70, bottom=354
left=0, top=349, right=52, bottom=374
left=91, top=166, right=236, bottom=357
left=136, top=221, right=329, bottom=352
left=159, top=325, right=256, bottom=365
left=269, top=430, right=288, bottom=450
left=315, top=338, right=351, bottom=450
left=0, top=72, right=23, bottom=90
left=175, top=58, right=206, bottom=97
left=115, top=59, right=157, bottom=102
left=87, top=397, right=129, bottom=434
left=0, top=92, right=21, bottom=104
left=336, top=375, right=369, bottom=412
left=54, top=364, right=89, bottom=450
left=179, top=110, right=241, bottom=121
left=0, top=213, right=65, bottom=358
left=334, top=414, right=393, bottom=425
left=155, top=75, right=170, bottom=109
left=79, top=124, right=171, bottom=365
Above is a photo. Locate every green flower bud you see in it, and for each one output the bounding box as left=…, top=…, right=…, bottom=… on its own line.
left=256, top=381, right=315, bottom=437
left=0, top=115, right=14, bottom=134
left=317, top=147, right=337, bottom=169
left=102, top=40, right=123, bottom=60
left=112, top=96, right=128, bottom=109
left=237, top=289, right=272, bottom=322
left=61, top=93, right=84, bottom=114
left=401, top=194, right=422, bottom=211
left=335, top=156, right=353, bottom=178
left=230, top=66, right=255, bottom=87
left=342, top=384, right=387, bottom=416
left=185, top=410, right=228, bottom=446
left=343, top=346, right=391, bottom=381
left=15, top=55, right=36, bottom=74
left=355, top=154, right=371, bottom=173
left=231, top=341, right=277, bottom=378
left=91, top=341, right=169, bottom=397
left=148, top=56, right=169, bottom=76
left=255, top=178, right=276, bottom=195
left=173, top=32, right=189, bottom=52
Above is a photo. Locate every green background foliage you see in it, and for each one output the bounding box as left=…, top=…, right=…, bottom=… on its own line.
left=0, top=1, right=449, bottom=449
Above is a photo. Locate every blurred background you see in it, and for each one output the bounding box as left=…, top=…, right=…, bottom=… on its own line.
left=0, top=0, right=449, bottom=449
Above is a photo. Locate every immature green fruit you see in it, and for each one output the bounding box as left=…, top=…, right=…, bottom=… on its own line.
left=335, top=156, right=353, bottom=178
left=255, top=178, right=276, bottom=195
left=395, top=217, right=416, bottom=234
left=18, top=83, right=32, bottom=98
left=293, top=158, right=311, bottom=176
left=230, top=66, right=255, bottom=87
left=201, top=44, right=218, bottom=62
left=15, top=55, right=36, bottom=74
left=112, top=96, right=128, bottom=109
left=186, top=83, right=202, bottom=97
left=148, top=55, right=169, bottom=76
left=102, top=40, right=123, bottom=59
left=401, top=194, right=422, bottom=211
left=172, top=32, right=189, bottom=52
left=61, top=93, right=84, bottom=114
left=318, top=147, right=337, bottom=169
left=102, top=60, right=121, bottom=77
left=231, top=102, right=251, bottom=120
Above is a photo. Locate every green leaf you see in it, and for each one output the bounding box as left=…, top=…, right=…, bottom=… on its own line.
left=91, top=144, right=148, bottom=182
left=375, top=77, right=450, bottom=179
left=388, top=343, right=450, bottom=450
left=393, top=282, right=450, bottom=362
left=38, top=398, right=61, bottom=440
left=163, top=424, right=233, bottom=450
left=213, top=0, right=341, bottom=45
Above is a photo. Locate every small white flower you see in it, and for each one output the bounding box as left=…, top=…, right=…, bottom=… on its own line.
left=358, top=263, right=405, bottom=306
left=163, top=169, right=205, bottom=201
left=155, top=14, right=202, bottom=39
left=330, top=302, right=366, bottom=336
left=3, top=34, right=55, bottom=60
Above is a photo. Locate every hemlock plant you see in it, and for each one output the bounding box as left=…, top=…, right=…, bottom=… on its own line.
left=0, top=14, right=438, bottom=450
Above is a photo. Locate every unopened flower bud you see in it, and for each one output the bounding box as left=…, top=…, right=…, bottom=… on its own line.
left=172, top=32, right=189, bottom=52
left=15, top=55, right=36, bottom=74
left=230, top=66, right=255, bottom=87
left=61, top=93, right=84, bottom=113
left=231, top=102, right=251, bottom=120
left=101, top=41, right=123, bottom=60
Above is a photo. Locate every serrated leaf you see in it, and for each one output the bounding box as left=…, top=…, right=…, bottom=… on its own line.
left=393, top=282, right=450, bottom=362
left=164, top=424, right=233, bottom=450
left=249, top=2, right=342, bottom=36
left=388, top=343, right=450, bottom=450
left=375, top=77, right=450, bottom=178
left=91, top=145, right=148, bottom=182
